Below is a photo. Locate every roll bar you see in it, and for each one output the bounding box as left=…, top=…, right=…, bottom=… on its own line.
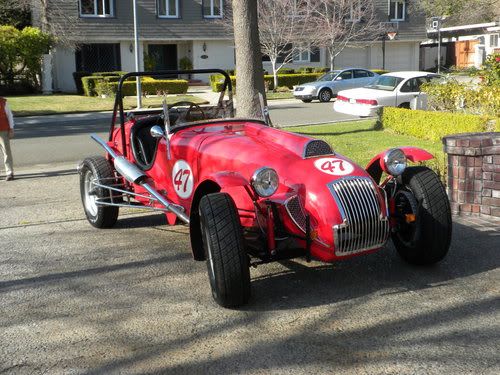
left=109, top=69, right=234, bottom=157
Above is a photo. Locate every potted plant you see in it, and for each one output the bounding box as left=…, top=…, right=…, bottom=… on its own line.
left=179, top=57, right=193, bottom=80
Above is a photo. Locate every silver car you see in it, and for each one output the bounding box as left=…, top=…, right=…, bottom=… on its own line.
left=293, top=68, right=379, bottom=103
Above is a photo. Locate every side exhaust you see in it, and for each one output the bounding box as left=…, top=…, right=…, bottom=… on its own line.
left=90, top=134, right=190, bottom=224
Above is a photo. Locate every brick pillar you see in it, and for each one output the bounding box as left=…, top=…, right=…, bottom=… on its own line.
left=443, top=132, right=500, bottom=218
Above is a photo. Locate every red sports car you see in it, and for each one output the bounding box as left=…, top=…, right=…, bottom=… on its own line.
left=79, top=70, right=452, bottom=308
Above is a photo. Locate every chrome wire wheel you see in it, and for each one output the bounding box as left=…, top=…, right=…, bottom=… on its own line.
left=83, top=170, right=98, bottom=217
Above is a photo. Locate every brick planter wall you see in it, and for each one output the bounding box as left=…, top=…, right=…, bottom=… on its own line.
left=443, top=132, right=500, bottom=218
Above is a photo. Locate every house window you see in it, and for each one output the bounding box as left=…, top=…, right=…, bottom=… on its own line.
left=389, top=0, right=405, bottom=21
left=490, top=34, right=499, bottom=48
left=203, top=0, right=223, bottom=18
left=294, top=50, right=310, bottom=63
left=79, top=0, right=114, bottom=17
left=76, top=44, right=121, bottom=72
left=158, top=0, right=179, bottom=18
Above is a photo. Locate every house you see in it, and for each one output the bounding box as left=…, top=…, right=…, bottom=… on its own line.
left=35, top=0, right=426, bottom=93
left=422, top=20, right=500, bottom=70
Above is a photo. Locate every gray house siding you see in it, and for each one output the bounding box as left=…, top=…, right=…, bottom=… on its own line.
left=47, top=0, right=231, bottom=41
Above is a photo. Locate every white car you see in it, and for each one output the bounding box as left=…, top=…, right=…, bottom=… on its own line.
left=333, top=71, right=442, bottom=117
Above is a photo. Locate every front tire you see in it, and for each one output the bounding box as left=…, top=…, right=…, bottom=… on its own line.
left=79, top=156, right=119, bottom=228
left=318, top=88, right=332, bottom=102
left=392, top=167, right=452, bottom=265
left=199, top=193, right=251, bottom=308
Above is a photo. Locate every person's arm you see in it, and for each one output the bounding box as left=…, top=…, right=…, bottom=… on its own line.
left=5, top=103, right=14, bottom=129
left=5, top=103, right=14, bottom=138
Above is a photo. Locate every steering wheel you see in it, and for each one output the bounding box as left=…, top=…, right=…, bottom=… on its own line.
left=168, top=101, right=206, bottom=124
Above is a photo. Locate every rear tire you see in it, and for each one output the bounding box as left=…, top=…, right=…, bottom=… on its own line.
left=79, top=156, right=119, bottom=228
left=199, top=193, right=251, bottom=308
left=301, top=99, right=313, bottom=103
left=318, top=88, right=332, bottom=102
left=392, top=167, right=452, bottom=265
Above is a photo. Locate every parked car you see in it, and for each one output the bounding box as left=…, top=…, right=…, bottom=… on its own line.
left=333, top=71, right=443, bottom=117
left=293, top=69, right=379, bottom=103
left=79, top=69, right=452, bottom=308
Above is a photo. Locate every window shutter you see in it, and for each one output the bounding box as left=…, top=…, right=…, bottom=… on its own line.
left=310, top=47, right=320, bottom=62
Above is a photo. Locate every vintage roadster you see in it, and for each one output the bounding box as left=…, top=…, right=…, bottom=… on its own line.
left=79, top=70, right=452, bottom=308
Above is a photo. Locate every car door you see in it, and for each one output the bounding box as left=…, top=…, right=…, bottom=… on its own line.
left=332, top=70, right=354, bottom=93
left=396, top=77, right=423, bottom=107
left=353, top=69, right=373, bottom=88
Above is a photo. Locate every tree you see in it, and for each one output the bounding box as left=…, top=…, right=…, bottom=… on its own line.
left=232, top=0, right=266, bottom=118
left=0, top=25, right=53, bottom=88
left=311, top=0, right=380, bottom=71
left=412, top=0, right=499, bottom=25
left=0, top=0, right=31, bottom=29
left=258, top=0, right=316, bottom=89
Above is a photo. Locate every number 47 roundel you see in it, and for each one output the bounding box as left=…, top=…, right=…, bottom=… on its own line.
left=172, top=160, right=194, bottom=199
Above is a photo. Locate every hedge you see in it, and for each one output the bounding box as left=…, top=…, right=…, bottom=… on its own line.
left=210, top=73, right=323, bottom=92
left=96, top=79, right=189, bottom=97
left=380, top=107, right=497, bottom=142
left=81, top=76, right=105, bottom=96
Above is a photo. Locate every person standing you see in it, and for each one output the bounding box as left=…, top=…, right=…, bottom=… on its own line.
left=0, top=97, right=15, bottom=181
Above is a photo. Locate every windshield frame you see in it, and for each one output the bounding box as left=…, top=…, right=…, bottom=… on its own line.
left=317, top=70, right=342, bottom=82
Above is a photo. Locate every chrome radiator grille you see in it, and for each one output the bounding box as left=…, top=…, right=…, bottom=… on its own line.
left=329, top=177, right=389, bottom=255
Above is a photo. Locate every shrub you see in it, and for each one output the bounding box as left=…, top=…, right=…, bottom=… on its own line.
left=97, top=79, right=189, bottom=97
left=371, top=69, right=390, bottom=75
left=278, top=68, right=295, bottom=74
left=297, top=66, right=314, bottom=73
left=72, top=71, right=90, bottom=95
left=210, top=73, right=323, bottom=92
left=380, top=107, right=495, bottom=142
left=422, top=80, right=500, bottom=117
left=179, top=57, right=193, bottom=71
left=81, top=76, right=104, bottom=96
left=91, top=71, right=127, bottom=77
left=479, top=52, right=500, bottom=86
left=313, top=67, right=329, bottom=73
left=275, top=86, right=290, bottom=93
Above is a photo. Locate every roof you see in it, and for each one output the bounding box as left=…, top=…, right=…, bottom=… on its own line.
left=382, top=71, right=432, bottom=78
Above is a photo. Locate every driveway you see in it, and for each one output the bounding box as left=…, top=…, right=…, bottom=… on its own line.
left=0, top=164, right=498, bottom=374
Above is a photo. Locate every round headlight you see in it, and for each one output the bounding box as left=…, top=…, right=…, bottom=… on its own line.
left=251, top=167, right=279, bottom=197
left=383, top=148, right=407, bottom=176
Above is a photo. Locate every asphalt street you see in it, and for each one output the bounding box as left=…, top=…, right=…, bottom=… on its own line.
left=11, top=100, right=358, bottom=167
left=0, top=164, right=499, bottom=374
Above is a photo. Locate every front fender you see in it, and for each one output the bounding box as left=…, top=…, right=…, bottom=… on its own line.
left=208, top=171, right=249, bottom=188
left=366, top=147, right=434, bottom=184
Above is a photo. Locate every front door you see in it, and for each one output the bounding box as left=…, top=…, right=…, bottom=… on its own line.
left=148, top=44, right=178, bottom=73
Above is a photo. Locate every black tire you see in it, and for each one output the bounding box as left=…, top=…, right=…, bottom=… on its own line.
left=79, top=156, right=119, bottom=228
left=318, top=88, right=332, bottom=102
left=392, top=167, right=452, bottom=265
left=199, top=193, right=251, bottom=308
left=301, top=99, right=313, bottom=103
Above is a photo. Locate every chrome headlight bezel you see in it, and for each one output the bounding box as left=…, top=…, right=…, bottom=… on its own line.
left=383, top=148, right=407, bottom=176
left=251, top=167, right=279, bottom=197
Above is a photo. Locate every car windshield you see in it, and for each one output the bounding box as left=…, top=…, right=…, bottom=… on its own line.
left=317, top=71, right=341, bottom=81
left=365, top=75, right=404, bottom=91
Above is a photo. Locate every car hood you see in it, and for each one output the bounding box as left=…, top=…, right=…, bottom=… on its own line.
left=296, top=81, right=328, bottom=89
left=337, top=87, right=395, bottom=99
left=176, top=121, right=378, bottom=248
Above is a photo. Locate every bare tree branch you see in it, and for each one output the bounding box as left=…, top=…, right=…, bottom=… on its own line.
left=310, top=0, right=381, bottom=71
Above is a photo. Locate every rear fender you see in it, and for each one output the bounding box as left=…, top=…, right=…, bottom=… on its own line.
left=366, top=147, right=434, bottom=184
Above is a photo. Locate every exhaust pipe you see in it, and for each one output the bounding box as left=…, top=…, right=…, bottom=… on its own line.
left=90, top=134, right=190, bottom=224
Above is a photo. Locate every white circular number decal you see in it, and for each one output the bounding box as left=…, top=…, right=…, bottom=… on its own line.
left=314, top=157, right=354, bottom=176
left=172, top=160, right=194, bottom=199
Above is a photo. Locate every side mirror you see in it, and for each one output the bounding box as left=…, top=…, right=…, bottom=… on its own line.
left=335, top=76, right=343, bottom=81
left=150, top=125, right=165, bottom=139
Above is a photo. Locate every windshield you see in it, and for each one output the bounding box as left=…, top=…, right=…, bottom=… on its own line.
left=366, top=75, right=404, bottom=91
left=317, top=71, right=341, bottom=81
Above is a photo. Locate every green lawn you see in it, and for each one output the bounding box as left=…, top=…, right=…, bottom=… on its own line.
left=287, top=120, right=446, bottom=177
left=7, top=94, right=208, bottom=117
left=266, top=91, right=294, bottom=100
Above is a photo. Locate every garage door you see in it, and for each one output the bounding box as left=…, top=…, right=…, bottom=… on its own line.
left=385, top=43, right=414, bottom=71
left=335, top=47, right=369, bottom=69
